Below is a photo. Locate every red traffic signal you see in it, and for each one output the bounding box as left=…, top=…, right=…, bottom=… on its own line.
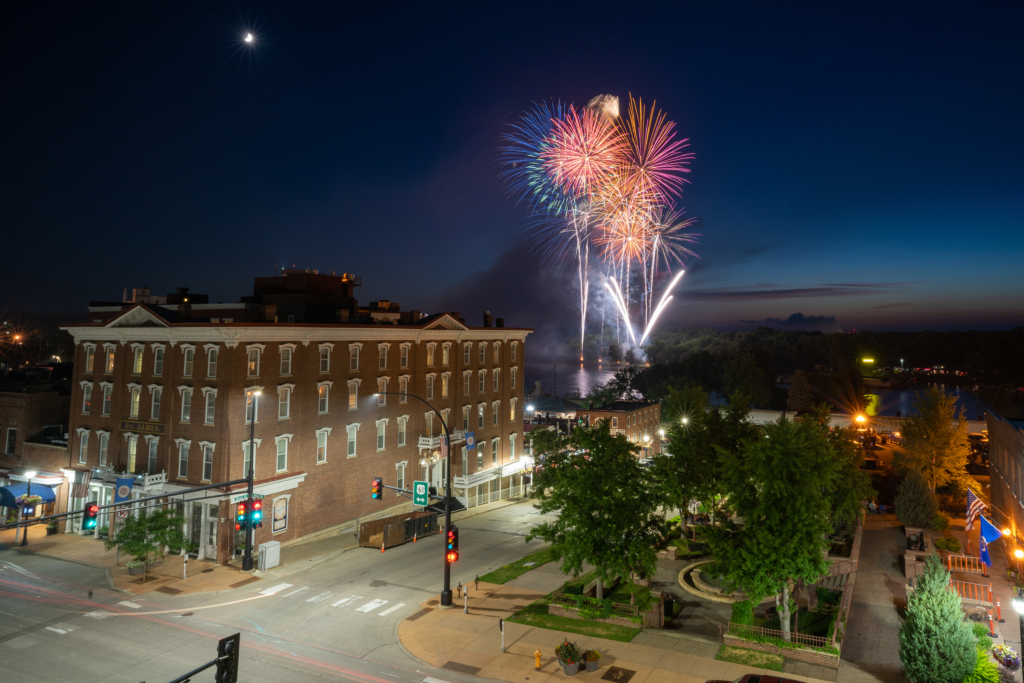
left=371, top=477, right=382, bottom=500
left=251, top=499, right=263, bottom=525
left=235, top=501, right=248, bottom=531
left=446, top=526, right=459, bottom=562
left=84, top=501, right=99, bottom=530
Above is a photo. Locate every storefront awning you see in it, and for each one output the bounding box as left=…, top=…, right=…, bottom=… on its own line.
left=0, top=483, right=57, bottom=508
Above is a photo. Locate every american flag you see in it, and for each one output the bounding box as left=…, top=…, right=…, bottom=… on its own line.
left=439, top=435, right=448, bottom=460
left=966, top=489, right=986, bottom=531
left=70, top=470, right=92, bottom=500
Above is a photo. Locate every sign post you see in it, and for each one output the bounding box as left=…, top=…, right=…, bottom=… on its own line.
left=413, top=481, right=429, bottom=507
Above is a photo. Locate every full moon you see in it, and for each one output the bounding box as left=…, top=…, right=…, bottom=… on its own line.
left=244, top=33, right=254, bottom=43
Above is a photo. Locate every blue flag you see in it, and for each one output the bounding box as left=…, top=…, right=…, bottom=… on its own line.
left=114, top=477, right=134, bottom=504
left=979, top=515, right=1002, bottom=566
left=465, top=432, right=477, bottom=451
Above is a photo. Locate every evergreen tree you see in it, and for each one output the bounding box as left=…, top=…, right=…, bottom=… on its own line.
left=899, top=556, right=976, bottom=683
left=895, top=469, right=939, bottom=528
left=895, top=386, right=971, bottom=491
left=786, top=370, right=817, bottom=414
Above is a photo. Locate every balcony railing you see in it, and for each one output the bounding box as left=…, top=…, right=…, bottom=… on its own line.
left=417, top=430, right=467, bottom=449
left=95, top=469, right=167, bottom=487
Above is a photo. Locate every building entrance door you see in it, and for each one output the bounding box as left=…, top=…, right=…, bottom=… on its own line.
left=204, top=504, right=218, bottom=559
left=190, top=504, right=202, bottom=551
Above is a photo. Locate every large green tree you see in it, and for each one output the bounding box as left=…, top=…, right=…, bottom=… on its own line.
left=707, top=416, right=841, bottom=641
left=786, top=370, right=817, bottom=414
left=895, top=469, right=939, bottom=528
left=895, top=386, right=971, bottom=491
left=104, top=508, right=187, bottom=580
left=809, top=404, right=874, bottom=524
left=899, top=556, right=976, bottom=683
left=527, top=421, right=663, bottom=599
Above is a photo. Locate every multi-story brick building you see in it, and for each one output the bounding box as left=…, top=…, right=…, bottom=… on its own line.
left=60, top=272, right=531, bottom=563
left=986, top=412, right=1024, bottom=545
left=575, top=399, right=663, bottom=458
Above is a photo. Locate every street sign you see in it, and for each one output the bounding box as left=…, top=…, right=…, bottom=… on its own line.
left=230, top=492, right=265, bottom=503
left=115, top=509, right=129, bottom=519
left=413, top=480, right=429, bottom=506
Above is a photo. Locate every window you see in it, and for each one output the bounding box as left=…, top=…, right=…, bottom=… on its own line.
left=376, top=420, right=386, bottom=451
left=317, top=430, right=328, bottom=463
left=426, top=375, right=435, bottom=400
left=612, top=417, right=619, bottom=428
left=85, top=345, right=96, bottom=373
left=510, top=434, right=517, bottom=460
left=396, top=462, right=406, bottom=492
left=350, top=345, right=360, bottom=370
left=247, top=348, right=260, bottom=377
left=178, top=441, right=190, bottom=478
left=202, top=445, right=214, bottom=481
left=105, top=347, right=115, bottom=373
left=245, top=391, right=259, bottom=423
left=400, top=344, right=409, bottom=368
left=442, top=344, right=450, bottom=366
left=78, top=430, right=89, bottom=464
left=462, top=447, right=469, bottom=475
left=377, top=378, right=387, bottom=406
left=510, top=398, right=517, bottom=421
left=512, top=342, right=518, bottom=361
left=130, top=386, right=141, bottom=418
left=378, top=345, right=387, bottom=369
left=427, top=344, right=435, bottom=367
left=425, top=412, right=434, bottom=438
left=399, top=376, right=409, bottom=402
left=146, top=437, right=156, bottom=473
left=320, top=347, right=331, bottom=372
left=181, top=388, right=192, bottom=422
left=153, top=347, right=164, bottom=376
left=205, top=391, right=216, bottom=424
left=242, top=440, right=257, bottom=477
left=280, top=347, right=292, bottom=375
left=492, top=438, right=498, bottom=465
left=442, top=374, right=450, bottom=398
left=492, top=401, right=499, bottom=426
left=319, top=384, right=330, bottom=413
left=183, top=348, right=194, bottom=377
left=462, top=405, right=470, bottom=431
left=398, top=416, right=407, bottom=447
left=133, top=347, right=143, bottom=374
left=279, top=387, right=291, bottom=418
left=348, top=380, right=358, bottom=410
left=494, top=342, right=501, bottom=362
left=511, top=367, right=517, bottom=389
left=477, top=444, right=483, bottom=469
left=272, top=496, right=289, bottom=533
left=102, top=385, right=112, bottom=415
left=347, top=424, right=358, bottom=457
left=82, top=384, right=93, bottom=414
left=276, top=437, right=288, bottom=471
left=493, top=369, right=500, bottom=391
left=464, top=344, right=471, bottom=364
left=151, top=387, right=162, bottom=420
left=478, top=403, right=485, bottom=428
left=99, top=433, right=109, bottom=466
left=479, top=343, right=486, bottom=363
left=5, top=428, right=17, bottom=455
left=479, top=371, right=485, bottom=393
left=463, top=372, right=471, bottom=394
left=127, top=435, right=138, bottom=471
left=207, top=348, right=218, bottom=377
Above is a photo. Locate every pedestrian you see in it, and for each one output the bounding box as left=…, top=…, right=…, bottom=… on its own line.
left=879, top=504, right=887, bottom=516
left=868, top=500, right=878, bottom=515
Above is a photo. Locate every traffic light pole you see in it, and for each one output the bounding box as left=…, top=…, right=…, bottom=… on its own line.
left=376, top=391, right=453, bottom=607
left=242, top=391, right=258, bottom=572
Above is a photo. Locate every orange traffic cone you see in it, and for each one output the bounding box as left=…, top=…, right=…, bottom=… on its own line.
left=381, top=541, right=385, bottom=553
left=413, top=533, right=417, bottom=543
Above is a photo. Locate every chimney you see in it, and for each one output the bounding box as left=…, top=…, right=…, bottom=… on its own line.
left=483, top=311, right=493, bottom=327
left=450, top=312, right=460, bottom=321
left=495, top=318, right=505, bottom=328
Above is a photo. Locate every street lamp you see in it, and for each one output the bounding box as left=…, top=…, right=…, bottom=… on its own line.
left=1015, top=548, right=1023, bottom=578
left=242, top=390, right=261, bottom=571
left=376, top=391, right=456, bottom=607
left=244, top=32, right=254, bottom=44
left=643, top=435, right=651, bottom=460
left=681, top=417, right=688, bottom=425
left=1013, top=597, right=1024, bottom=648
left=20, top=470, right=37, bottom=547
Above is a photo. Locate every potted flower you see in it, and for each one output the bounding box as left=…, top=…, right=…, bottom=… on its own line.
left=126, top=559, right=146, bottom=576
left=583, top=650, right=602, bottom=672
left=554, top=639, right=581, bottom=676
left=46, top=520, right=59, bottom=536
left=993, top=644, right=1021, bottom=672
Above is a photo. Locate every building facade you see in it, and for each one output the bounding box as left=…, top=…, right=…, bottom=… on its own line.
left=62, top=301, right=531, bottom=564
left=575, top=399, right=663, bottom=458
left=986, top=412, right=1024, bottom=546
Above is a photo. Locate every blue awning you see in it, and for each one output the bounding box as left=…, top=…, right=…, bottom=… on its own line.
left=0, top=483, right=57, bottom=508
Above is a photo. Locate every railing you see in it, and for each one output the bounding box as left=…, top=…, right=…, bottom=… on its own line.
left=950, top=580, right=992, bottom=603
left=726, top=622, right=830, bottom=649
left=416, top=430, right=466, bottom=450
left=95, top=469, right=166, bottom=487
left=552, top=591, right=641, bottom=618
left=947, top=554, right=987, bottom=575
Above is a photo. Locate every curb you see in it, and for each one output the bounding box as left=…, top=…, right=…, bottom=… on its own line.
left=5, top=546, right=122, bottom=592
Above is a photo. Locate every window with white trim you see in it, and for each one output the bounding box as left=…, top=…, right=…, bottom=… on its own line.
left=510, top=433, right=517, bottom=460
left=129, top=386, right=141, bottom=418
left=99, top=432, right=109, bottom=466
left=276, top=436, right=289, bottom=472
left=279, top=387, right=291, bottom=418
left=151, top=387, right=162, bottom=420
left=464, top=344, right=471, bottom=364
left=397, top=416, right=407, bottom=447
left=396, top=461, right=406, bottom=492
left=202, top=444, right=214, bottom=481
left=207, top=348, right=218, bottom=377
left=478, top=370, right=485, bottom=393
left=245, top=391, right=260, bottom=423
left=493, top=341, right=501, bottom=362
left=242, top=439, right=260, bottom=478
left=132, top=347, right=144, bottom=375
left=400, top=344, right=410, bottom=368
left=77, top=429, right=89, bottom=464
left=511, top=342, right=518, bottom=361
left=319, top=384, right=330, bottom=413
left=426, top=374, right=435, bottom=400
left=492, top=438, right=498, bottom=465
left=347, top=424, right=358, bottom=457
left=425, top=412, right=434, bottom=438
left=462, top=405, right=470, bottom=431
left=198, top=390, right=211, bottom=424
left=442, top=343, right=450, bottom=366
left=376, top=420, right=386, bottom=451
left=377, top=378, right=387, bottom=406
left=478, top=403, right=485, bottom=428
left=493, top=368, right=500, bottom=391
left=153, top=347, right=164, bottom=376
left=247, top=348, right=260, bottom=377
left=612, top=417, right=619, bottom=428
left=145, top=436, right=156, bottom=473
left=510, top=397, right=517, bottom=421
left=102, top=385, right=112, bottom=415
left=378, top=345, right=387, bottom=369
left=82, top=384, right=92, bottom=414
left=127, top=434, right=138, bottom=471
left=180, top=388, right=192, bottom=422
left=399, top=376, right=409, bottom=402
left=492, top=400, right=499, bottom=426
left=85, top=345, right=96, bottom=373
left=280, top=347, right=293, bottom=375
left=316, top=428, right=330, bottom=463
left=105, top=346, right=115, bottom=373
left=320, top=346, right=331, bottom=373
left=462, top=448, right=469, bottom=475
left=477, top=443, right=483, bottom=469
left=511, top=367, right=517, bottom=389
left=441, top=373, right=450, bottom=398
left=479, top=343, right=486, bottom=363
left=427, top=343, right=435, bottom=366
left=178, top=441, right=190, bottom=478
left=183, top=348, right=194, bottom=377
left=350, top=345, right=360, bottom=370
left=463, top=371, right=471, bottom=394
left=348, top=380, right=358, bottom=410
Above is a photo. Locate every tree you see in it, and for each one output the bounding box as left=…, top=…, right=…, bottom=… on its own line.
left=895, top=386, right=971, bottom=491
left=808, top=404, right=875, bottom=524
left=722, top=352, right=771, bottom=407
left=104, top=508, right=187, bottom=580
left=707, top=416, right=840, bottom=641
left=895, top=469, right=939, bottom=529
left=527, top=421, right=663, bottom=599
left=899, top=556, right=977, bottom=683
left=624, top=348, right=638, bottom=365
left=608, top=342, right=622, bottom=364
left=786, top=370, right=817, bottom=414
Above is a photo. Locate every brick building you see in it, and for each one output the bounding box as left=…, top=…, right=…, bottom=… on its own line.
left=60, top=272, right=531, bottom=563
left=986, top=412, right=1024, bottom=544
left=574, top=399, right=663, bottom=458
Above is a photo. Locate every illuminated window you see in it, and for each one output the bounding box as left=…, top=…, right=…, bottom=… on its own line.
left=320, top=347, right=331, bottom=373
left=183, top=348, right=194, bottom=377
left=180, top=388, right=192, bottom=423
left=105, top=347, right=115, bottom=373
left=442, top=343, right=450, bottom=366
left=85, top=345, right=96, bottom=373
left=133, top=347, right=144, bottom=375
left=319, top=384, right=330, bottom=413
left=82, top=384, right=92, bottom=414
left=130, top=386, right=141, bottom=418
left=427, top=344, right=435, bottom=366
left=247, top=348, right=260, bottom=377
left=153, top=347, right=164, bottom=376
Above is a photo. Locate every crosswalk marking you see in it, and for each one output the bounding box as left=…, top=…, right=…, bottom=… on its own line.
left=283, top=587, right=310, bottom=598
left=355, top=599, right=388, bottom=613
left=259, top=583, right=293, bottom=595
left=46, top=627, right=72, bottom=634
left=86, top=610, right=114, bottom=619
left=118, top=601, right=142, bottom=609
left=306, top=591, right=333, bottom=604
left=331, top=595, right=362, bottom=608
left=377, top=602, right=406, bottom=617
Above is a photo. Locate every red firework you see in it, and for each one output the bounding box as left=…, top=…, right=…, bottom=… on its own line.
left=543, top=104, right=624, bottom=198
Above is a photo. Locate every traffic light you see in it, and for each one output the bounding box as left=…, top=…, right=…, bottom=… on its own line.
left=215, top=632, right=241, bottom=683
left=446, top=525, right=459, bottom=563
left=235, top=501, right=248, bottom=531
left=251, top=499, right=263, bottom=528
left=83, top=502, right=99, bottom=530
left=371, top=477, right=382, bottom=500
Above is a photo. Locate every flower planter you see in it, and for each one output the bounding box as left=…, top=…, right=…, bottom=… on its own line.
left=46, top=527, right=58, bottom=536
left=128, top=565, right=145, bottom=576
left=586, top=661, right=599, bottom=672
left=561, top=662, right=579, bottom=676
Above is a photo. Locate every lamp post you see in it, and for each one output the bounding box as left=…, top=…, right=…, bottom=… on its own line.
left=376, top=391, right=455, bottom=607
left=1013, top=596, right=1024, bottom=649
left=242, top=390, right=261, bottom=572
left=1015, top=549, right=1023, bottom=579
left=20, top=470, right=37, bottom=547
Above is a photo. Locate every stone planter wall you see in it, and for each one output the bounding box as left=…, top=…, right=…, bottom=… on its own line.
left=722, top=634, right=840, bottom=669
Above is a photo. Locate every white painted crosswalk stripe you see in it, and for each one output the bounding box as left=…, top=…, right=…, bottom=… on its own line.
left=306, top=591, right=333, bottom=604
left=118, top=601, right=142, bottom=609
left=283, top=587, right=310, bottom=598
left=377, top=602, right=406, bottom=617
left=331, top=595, right=362, bottom=608
left=259, top=583, right=293, bottom=595
left=86, top=610, right=114, bottom=619
left=355, top=598, right=388, bottom=613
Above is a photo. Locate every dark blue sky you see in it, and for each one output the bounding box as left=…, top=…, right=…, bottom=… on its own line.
left=2, top=2, right=1022, bottom=333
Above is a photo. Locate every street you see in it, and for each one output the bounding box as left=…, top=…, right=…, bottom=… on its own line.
left=0, top=500, right=554, bottom=683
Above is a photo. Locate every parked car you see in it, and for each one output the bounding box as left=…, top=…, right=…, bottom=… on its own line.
left=706, top=676, right=803, bottom=683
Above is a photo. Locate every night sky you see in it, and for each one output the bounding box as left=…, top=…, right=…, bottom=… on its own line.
left=2, top=2, right=1022, bottom=338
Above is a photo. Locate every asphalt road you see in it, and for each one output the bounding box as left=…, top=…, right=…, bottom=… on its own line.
left=0, top=500, right=554, bottom=683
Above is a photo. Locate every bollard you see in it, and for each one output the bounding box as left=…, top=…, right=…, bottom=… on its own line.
left=457, top=583, right=462, bottom=599
left=475, top=575, right=479, bottom=590
left=989, top=610, right=997, bottom=638
left=998, top=599, right=1004, bottom=623
left=413, top=533, right=417, bottom=543
left=464, top=589, right=468, bottom=614
left=534, top=649, right=542, bottom=670
left=500, top=618, right=505, bottom=653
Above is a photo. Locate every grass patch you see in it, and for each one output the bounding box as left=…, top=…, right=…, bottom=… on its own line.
left=716, top=645, right=784, bottom=671
left=477, top=546, right=559, bottom=585
left=765, top=608, right=832, bottom=638
left=505, top=593, right=642, bottom=642
left=606, top=582, right=652, bottom=608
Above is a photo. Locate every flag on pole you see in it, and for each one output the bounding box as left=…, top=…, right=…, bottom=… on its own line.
left=70, top=470, right=93, bottom=499
left=465, top=432, right=477, bottom=451
left=966, top=489, right=987, bottom=531
left=439, top=435, right=448, bottom=460
left=979, top=515, right=1002, bottom=567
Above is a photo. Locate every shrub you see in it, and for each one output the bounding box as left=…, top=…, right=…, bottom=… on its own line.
left=895, top=470, right=939, bottom=528
left=932, top=513, right=951, bottom=532
left=976, top=635, right=993, bottom=652
left=944, top=537, right=960, bottom=553
left=555, top=639, right=581, bottom=664
left=934, top=537, right=948, bottom=551
left=973, top=622, right=992, bottom=641
left=963, top=648, right=999, bottom=683
left=731, top=600, right=754, bottom=625
left=582, top=650, right=602, bottom=663
left=816, top=587, right=842, bottom=610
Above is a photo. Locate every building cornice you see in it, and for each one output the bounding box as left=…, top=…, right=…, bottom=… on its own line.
left=60, top=325, right=531, bottom=345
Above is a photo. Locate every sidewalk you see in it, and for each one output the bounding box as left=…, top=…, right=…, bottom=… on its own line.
left=399, top=582, right=835, bottom=683
left=0, top=525, right=256, bottom=595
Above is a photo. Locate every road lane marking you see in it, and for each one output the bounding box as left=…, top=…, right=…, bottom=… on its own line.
left=118, top=601, right=142, bottom=609
left=377, top=603, right=406, bottom=617
left=259, top=583, right=293, bottom=595
left=355, top=599, right=388, bottom=613
left=46, top=627, right=72, bottom=634
left=86, top=610, right=114, bottom=619
left=306, top=592, right=333, bottom=604
left=424, top=678, right=451, bottom=683
left=283, top=587, right=310, bottom=598
left=331, top=595, right=362, bottom=608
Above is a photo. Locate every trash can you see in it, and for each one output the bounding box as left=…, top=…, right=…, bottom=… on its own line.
left=258, top=540, right=281, bottom=571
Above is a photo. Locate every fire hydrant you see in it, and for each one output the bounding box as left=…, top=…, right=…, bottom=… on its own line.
left=534, top=649, right=542, bottom=670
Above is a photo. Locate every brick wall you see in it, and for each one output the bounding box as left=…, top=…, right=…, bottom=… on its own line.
left=0, top=390, right=70, bottom=462
left=986, top=414, right=1024, bottom=539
